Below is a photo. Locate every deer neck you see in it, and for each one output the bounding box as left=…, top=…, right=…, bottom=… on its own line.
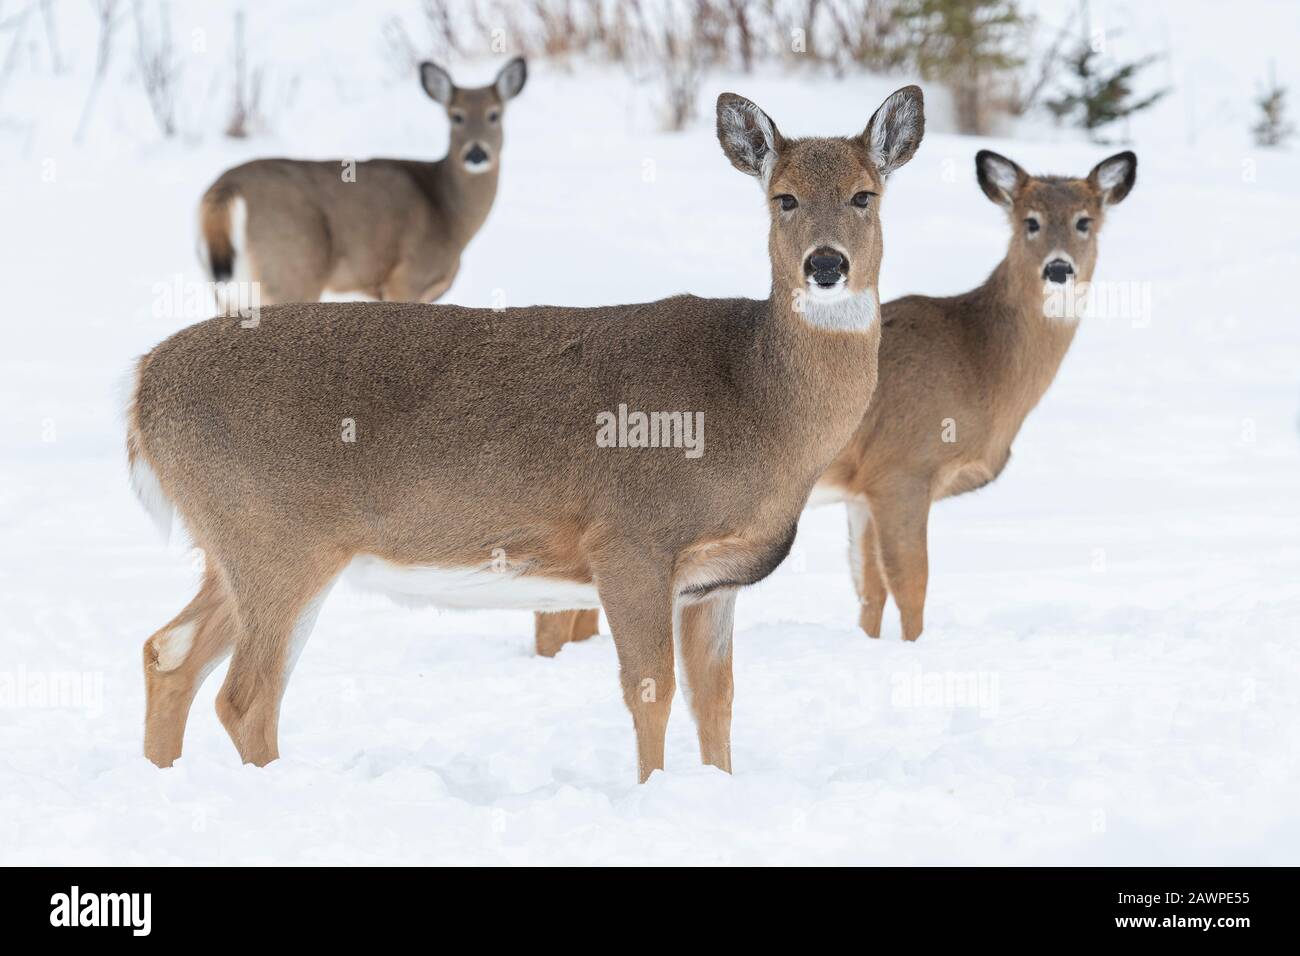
left=976, top=256, right=1081, bottom=417
left=421, top=156, right=500, bottom=247
left=753, top=276, right=882, bottom=474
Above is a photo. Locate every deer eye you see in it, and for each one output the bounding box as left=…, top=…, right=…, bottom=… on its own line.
left=851, top=191, right=876, bottom=208
left=1076, top=217, right=1093, bottom=233
left=774, top=194, right=798, bottom=212
left=1025, top=217, right=1040, bottom=234
left=488, top=110, right=500, bottom=123
left=450, top=111, right=466, bottom=125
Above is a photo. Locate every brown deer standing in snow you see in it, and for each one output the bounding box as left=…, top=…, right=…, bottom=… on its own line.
left=129, top=88, right=925, bottom=781
left=537, top=149, right=1136, bottom=651
left=197, top=58, right=526, bottom=306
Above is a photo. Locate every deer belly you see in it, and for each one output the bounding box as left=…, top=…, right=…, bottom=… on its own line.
left=805, top=482, right=851, bottom=508
left=344, top=556, right=601, bottom=611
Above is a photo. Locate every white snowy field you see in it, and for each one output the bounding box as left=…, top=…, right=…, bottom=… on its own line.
left=1, top=1, right=1299, bottom=865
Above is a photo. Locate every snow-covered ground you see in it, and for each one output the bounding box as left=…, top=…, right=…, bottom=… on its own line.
left=1, top=2, right=1298, bottom=865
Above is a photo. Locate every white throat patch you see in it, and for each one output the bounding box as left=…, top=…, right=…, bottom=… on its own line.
left=801, top=288, right=879, bottom=332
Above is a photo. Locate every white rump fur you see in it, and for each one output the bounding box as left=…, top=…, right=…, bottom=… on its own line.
left=121, top=361, right=176, bottom=542
left=228, top=196, right=248, bottom=275
left=130, top=453, right=174, bottom=541
left=196, top=195, right=251, bottom=314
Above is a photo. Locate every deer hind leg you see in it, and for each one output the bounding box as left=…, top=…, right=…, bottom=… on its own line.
left=873, top=482, right=932, bottom=642
left=570, top=609, right=600, bottom=642
left=677, top=590, right=736, bottom=773
left=143, top=567, right=238, bottom=767
left=847, top=500, right=889, bottom=638
left=213, top=549, right=345, bottom=766
left=533, top=609, right=601, bottom=657
left=593, top=556, right=676, bottom=783
left=383, top=258, right=459, bottom=304
left=254, top=274, right=326, bottom=308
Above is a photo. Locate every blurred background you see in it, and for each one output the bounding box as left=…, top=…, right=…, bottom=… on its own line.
left=0, top=0, right=1295, bottom=151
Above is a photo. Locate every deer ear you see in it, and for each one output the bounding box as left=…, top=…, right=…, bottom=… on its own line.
left=863, top=85, right=924, bottom=178
left=495, top=57, right=527, bottom=101
left=975, top=150, right=1026, bottom=207
left=420, top=62, right=454, bottom=105
left=716, top=93, right=783, bottom=184
left=1089, top=151, right=1137, bottom=206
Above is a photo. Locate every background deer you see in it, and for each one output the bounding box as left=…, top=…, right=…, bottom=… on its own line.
left=537, top=148, right=1136, bottom=650
left=129, top=87, right=924, bottom=782
left=197, top=58, right=526, bottom=306
left=823, top=149, right=1136, bottom=641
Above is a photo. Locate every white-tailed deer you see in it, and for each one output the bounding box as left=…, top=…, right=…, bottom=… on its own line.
left=537, top=149, right=1136, bottom=650
left=197, top=58, right=526, bottom=306
left=129, top=87, right=925, bottom=782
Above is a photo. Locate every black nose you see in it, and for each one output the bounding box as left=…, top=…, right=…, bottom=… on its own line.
left=1043, top=259, right=1075, bottom=284
left=804, top=248, right=848, bottom=288
left=465, top=144, right=489, bottom=164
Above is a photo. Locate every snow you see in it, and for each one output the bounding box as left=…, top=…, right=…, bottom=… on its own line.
left=1, top=1, right=1298, bottom=865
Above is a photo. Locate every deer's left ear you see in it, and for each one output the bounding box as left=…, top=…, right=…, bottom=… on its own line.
left=495, top=57, right=527, bottom=101
left=1089, top=151, right=1137, bottom=206
left=862, top=86, right=925, bottom=179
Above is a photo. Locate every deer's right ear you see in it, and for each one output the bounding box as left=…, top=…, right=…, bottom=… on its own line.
left=976, top=150, right=1026, bottom=207
left=863, top=85, right=925, bottom=178
left=1089, top=151, right=1137, bottom=206
left=716, top=93, right=783, bottom=184
left=419, top=62, right=454, bottom=105
left=494, top=57, right=527, bottom=101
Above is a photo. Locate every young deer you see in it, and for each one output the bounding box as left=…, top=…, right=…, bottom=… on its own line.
left=197, top=58, right=526, bottom=306
left=537, top=149, right=1136, bottom=650
left=129, top=88, right=924, bottom=782
left=821, top=149, right=1136, bottom=641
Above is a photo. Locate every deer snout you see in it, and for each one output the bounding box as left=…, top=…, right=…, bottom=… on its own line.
left=1042, top=257, right=1075, bottom=284
left=804, top=247, right=849, bottom=290
left=462, top=142, right=492, bottom=173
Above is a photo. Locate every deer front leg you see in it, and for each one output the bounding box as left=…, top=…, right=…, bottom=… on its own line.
left=677, top=590, right=736, bottom=772
left=872, top=482, right=932, bottom=642
left=594, top=559, right=676, bottom=783
left=847, top=500, right=889, bottom=638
